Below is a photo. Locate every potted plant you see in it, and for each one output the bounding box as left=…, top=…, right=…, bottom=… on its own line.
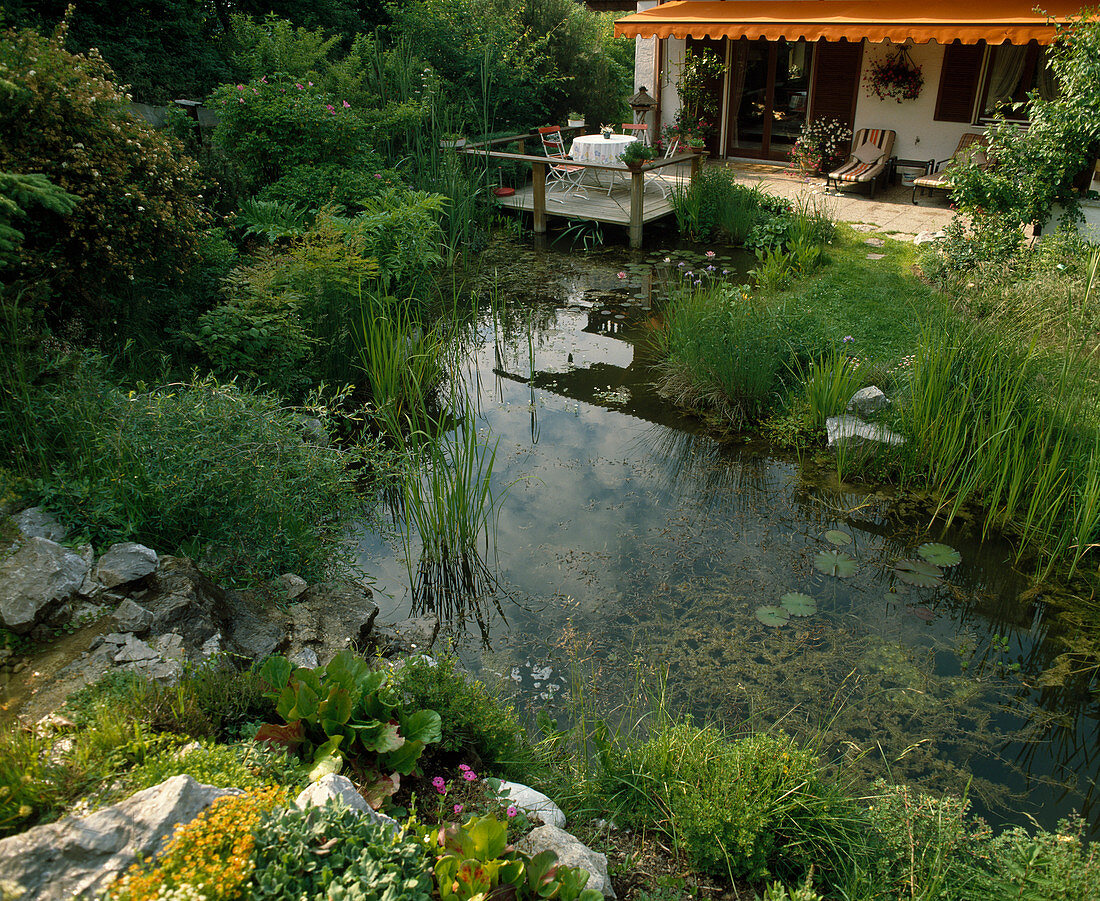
left=439, top=132, right=466, bottom=149
left=789, top=118, right=853, bottom=175
left=619, top=141, right=658, bottom=170
left=865, top=48, right=924, bottom=102
left=567, top=112, right=585, bottom=128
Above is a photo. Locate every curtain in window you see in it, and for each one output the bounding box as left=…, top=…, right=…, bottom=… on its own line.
left=1036, top=50, right=1058, bottom=100
left=985, top=43, right=1027, bottom=111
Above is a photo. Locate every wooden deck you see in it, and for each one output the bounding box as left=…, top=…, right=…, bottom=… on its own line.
left=493, top=172, right=684, bottom=229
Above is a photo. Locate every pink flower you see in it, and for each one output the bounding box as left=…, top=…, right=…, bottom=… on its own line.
left=432, top=776, right=447, bottom=794
left=462, top=770, right=477, bottom=782
left=454, top=804, right=464, bottom=815
left=295, top=83, right=303, bottom=90
left=342, top=100, right=351, bottom=108
left=373, top=173, right=383, bottom=179
left=458, top=764, right=471, bottom=772
left=326, top=104, right=335, bottom=112
left=506, top=806, right=518, bottom=818
left=236, top=85, right=244, bottom=91
left=705, top=250, right=716, bottom=258
left=616, top=271, right=627, bottom=279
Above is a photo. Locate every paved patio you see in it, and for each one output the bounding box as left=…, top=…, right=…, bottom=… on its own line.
left=719, top=158, right=955, bottom=239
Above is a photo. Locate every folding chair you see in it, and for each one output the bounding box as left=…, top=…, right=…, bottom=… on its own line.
left=538, top=126, right=588, bottom=201
left=621, top=123, right=649, bottom=146
left=646, top=136, right=680, bottom=199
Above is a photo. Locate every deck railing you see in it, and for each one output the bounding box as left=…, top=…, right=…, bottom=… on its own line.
left=459, top=129, right=704, bottom=247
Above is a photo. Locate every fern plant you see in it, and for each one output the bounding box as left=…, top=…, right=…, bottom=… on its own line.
left=236, top=198, right=310, bottom=242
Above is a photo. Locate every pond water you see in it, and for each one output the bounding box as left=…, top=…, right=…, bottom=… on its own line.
left=356, top=236, right=1100, bottom=837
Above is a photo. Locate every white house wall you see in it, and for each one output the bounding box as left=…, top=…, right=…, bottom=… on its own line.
left=852, top=41, right=983, bottom=164
left=660, top=37, right=687, bottom=133
left=634, top=0, right=661, bottom=120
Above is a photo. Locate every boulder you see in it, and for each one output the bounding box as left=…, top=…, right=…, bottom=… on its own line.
left=15, top=507, right=67, bottom=542
left=846, top=386, right=890, bottom=417
left=496, top=780, right=566, bottom=828
left=826, top=415, right=905, bottom=449
left=518, top=825, right=615, bottom=898
left=93, top=542, right=158, bottom=589
left=0, top=775, right=240, bottom=900
left=277, top=573, right=308, bottom=601
left=0, top=537, right=89, bottom=634
left=131, top=557, right=225, bottom=652
left=295, top=774, right=398, bottom=834
left=222, top=589, right=290, bottom=661
left=111, top=599, right=154, bottom=634
left=284, top=580, right=378, bottom=666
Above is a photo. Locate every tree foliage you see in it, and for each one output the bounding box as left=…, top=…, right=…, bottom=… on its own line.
left=0, top=19, right=209, bottom=319
left=950, top=8, right=1100, bottom=229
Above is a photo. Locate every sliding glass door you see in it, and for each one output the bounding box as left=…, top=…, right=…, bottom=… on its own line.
left=725, top=38, right=814, bottom=160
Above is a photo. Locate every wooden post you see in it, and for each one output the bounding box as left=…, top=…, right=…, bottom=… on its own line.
left=690, top=152, right=703, bottom=182
left=532, top=162, right=547, bottom=238
left=629, top=169, right=645, bottom=249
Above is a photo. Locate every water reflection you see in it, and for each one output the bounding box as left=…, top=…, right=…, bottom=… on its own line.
left=356, top=238, right=1100, bottom=836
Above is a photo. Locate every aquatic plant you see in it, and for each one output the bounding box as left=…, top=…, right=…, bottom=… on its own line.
left=813, top=550, right=857, bottom=578
left=780, top=593, right=817, bottom=617
left=893, top=559, right=943, bottom=587
left=757, top=605, right=791, bottom=627
left=824, top=530, right=852, bottom=546
left=917, top=542, right=961, bottom=567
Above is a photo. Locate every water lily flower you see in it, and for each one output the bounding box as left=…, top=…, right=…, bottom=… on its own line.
left=664, top=257, right=671, bottom=263
left=617, top=271, right=627, bottom=279
left=705, top=250, right=716, bottom=258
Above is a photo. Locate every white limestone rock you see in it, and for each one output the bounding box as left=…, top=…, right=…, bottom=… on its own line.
left=496, top=780, right=566, bottom=828
left=518, top=824, right=615, bottom=898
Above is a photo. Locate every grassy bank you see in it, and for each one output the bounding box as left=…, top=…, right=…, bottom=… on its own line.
left=655, top=226, right=1100, bottom=576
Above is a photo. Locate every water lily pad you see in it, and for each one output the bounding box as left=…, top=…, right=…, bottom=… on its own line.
left=780, top=592, right=817, bottom=616
left=825, top=530, right=852, bottom=546
left=917, top=542, right=961, bottom=567
left=894, top=559, right=943, bottom=587
left=756, top=605, right=791, bottom=627
left=814, top=550, right=857, bottom=577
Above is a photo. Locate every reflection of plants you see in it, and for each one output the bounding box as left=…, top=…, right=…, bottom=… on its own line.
left=398, top=411, right=505, bottom=621
left=256, top=650, right=442, bottom=807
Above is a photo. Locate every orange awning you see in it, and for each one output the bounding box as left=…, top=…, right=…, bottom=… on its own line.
left=614, top=1, right=1083, bottom=45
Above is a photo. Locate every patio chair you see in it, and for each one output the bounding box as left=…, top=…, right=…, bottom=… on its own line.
left=912, top=133, right=989, bottom=205
left=826, top=128, right=896, bottom=200
left=538, top=126, right=588, bottom=202
left=621, top=123, right=649, bottom=146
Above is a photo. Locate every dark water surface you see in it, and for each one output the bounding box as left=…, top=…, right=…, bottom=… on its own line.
left=356, top=238, right=1100, bottom=836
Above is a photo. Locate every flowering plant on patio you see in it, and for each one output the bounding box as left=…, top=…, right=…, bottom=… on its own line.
left=865, top=48, right=924, bottom=102
left=789, top=118, right=852, bottom=174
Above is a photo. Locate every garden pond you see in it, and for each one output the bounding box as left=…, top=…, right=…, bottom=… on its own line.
left=356, top=235, right=1100, bottom=838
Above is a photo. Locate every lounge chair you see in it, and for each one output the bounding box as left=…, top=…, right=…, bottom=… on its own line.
left=912, top=133, right=989, bottom=205
left=826, top=128, right=896, bottom=200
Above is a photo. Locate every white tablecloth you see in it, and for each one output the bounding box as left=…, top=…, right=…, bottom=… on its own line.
left=569, top=134, right=638, bottom=167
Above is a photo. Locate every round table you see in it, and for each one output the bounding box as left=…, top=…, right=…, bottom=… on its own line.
left=569, top=133, right=638, bottom=167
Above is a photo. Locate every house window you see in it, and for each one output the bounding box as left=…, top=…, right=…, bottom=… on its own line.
left=978, top=41, right=1057, bottom=120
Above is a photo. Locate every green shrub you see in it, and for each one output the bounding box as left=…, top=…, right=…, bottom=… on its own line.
left=672, top=170, right=775, bottom=244
left=979, top=817, right=1100, bottom=900
left=395, top=656, right=530, bottom=776
left=0, top=20, right=209, bottom=316
left=251, top=801, right=432, bottom=901
left=25, top=364, right=356, bottom=581
left=258, top=158, right=406, bottom=214
left=593, top=722, right=868, bottom=887
left=211, top=76, right=373, bottom=195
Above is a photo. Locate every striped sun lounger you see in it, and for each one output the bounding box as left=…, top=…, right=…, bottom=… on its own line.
left=912, top=132, right=989, bottom=204
left=826, top=128, right=896, bottom=200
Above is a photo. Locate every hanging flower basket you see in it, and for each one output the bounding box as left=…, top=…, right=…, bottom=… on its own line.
left=865, top=48, right=924, bottom=102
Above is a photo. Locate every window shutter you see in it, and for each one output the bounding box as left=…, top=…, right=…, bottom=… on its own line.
left=934, top=42, right=984, bottom=122
left=809, top=40, right=863, bottom=152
